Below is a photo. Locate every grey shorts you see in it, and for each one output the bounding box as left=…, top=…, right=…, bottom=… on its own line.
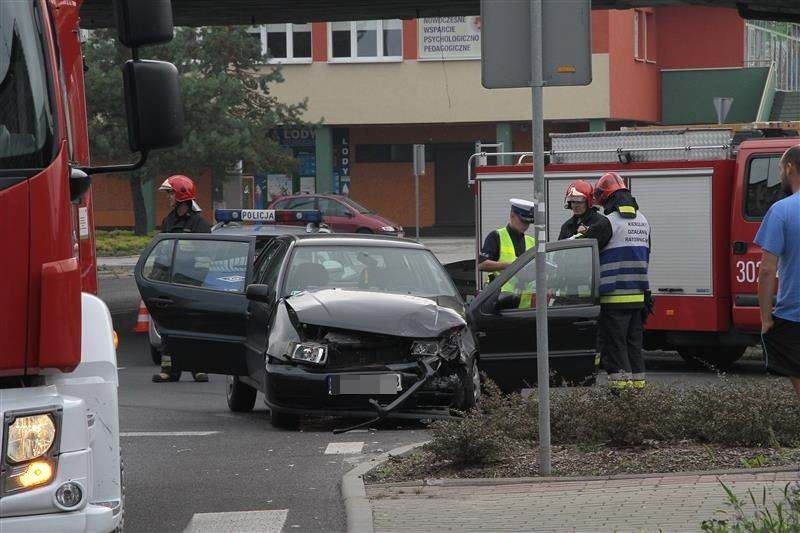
left=762, top=316, right=800, bottom=379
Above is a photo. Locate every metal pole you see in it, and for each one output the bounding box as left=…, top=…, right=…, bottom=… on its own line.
left=531, top=0, right=551, bottom=476
left=415, top=172, right=420, bottom=240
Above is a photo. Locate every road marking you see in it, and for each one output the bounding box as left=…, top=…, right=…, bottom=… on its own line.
left=120, top=431, right=220, bottom=437
left=183, top=510, right=288, bottom=533
left=324, top=441, right=364, bottom=455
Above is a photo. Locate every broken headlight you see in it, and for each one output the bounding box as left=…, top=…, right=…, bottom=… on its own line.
left=289, top=342, right=328, bottom=365
left=411, top=330, right=464, bottom=362
left=410, top=340, right=439, bottom=357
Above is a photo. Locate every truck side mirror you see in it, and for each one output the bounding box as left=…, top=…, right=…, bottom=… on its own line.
left=123, top=60, right=183, bottom=152
left=114, top=0, right=174, bottom=48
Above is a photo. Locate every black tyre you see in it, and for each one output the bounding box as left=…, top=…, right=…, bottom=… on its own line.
left=226, top=376, right=257, bottom=412
left=270, top=409, right=300, bottom=429
left=356, top=228, right=373, bottom=234
left=678, top=345, right=747, bottom=370
left=149, top=344, right=161, bottom=366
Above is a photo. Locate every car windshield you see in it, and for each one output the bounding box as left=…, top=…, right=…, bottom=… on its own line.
left=341, top=197, right=374, bottom=214
left=283, top=244, right=458, bottom=299
left=0, top=0, right=56, bottom=170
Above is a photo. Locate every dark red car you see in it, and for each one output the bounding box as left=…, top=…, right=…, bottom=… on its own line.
left=269, top=194, right=404, bottom=236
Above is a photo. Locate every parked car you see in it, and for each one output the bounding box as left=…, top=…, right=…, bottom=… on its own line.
left=135, top=230, right=600, bottom=428
left=269, top=194, right=403, bottom=236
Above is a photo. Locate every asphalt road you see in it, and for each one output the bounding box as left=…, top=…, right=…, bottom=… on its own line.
left=115, top=311, right=430, bottom=533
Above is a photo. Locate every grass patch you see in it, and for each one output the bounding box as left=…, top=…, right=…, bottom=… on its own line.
left=95, top=230, right=156, bottom=257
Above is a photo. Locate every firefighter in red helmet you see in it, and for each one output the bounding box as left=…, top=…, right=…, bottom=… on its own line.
left=152, top=174, right=211, bottom=383
left=558, top=179, right=611, bottom=248
left=593, top=172, right=652, bottom=390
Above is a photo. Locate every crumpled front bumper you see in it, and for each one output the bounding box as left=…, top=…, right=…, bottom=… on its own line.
left=265, top=358, right=466, bottom=418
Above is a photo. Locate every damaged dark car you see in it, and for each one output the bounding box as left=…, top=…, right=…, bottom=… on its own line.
left=135, top=234, right=480, bottom=429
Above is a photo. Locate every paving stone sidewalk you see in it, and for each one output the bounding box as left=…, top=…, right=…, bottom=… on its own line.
left=366, top=471, right=800, bottom=532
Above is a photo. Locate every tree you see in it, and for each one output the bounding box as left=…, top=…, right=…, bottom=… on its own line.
left=84, top=27, right=308, bottom=234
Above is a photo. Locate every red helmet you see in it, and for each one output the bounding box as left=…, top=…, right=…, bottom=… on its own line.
left=593, top=172, right=628, bottom=205
left=159, top=175, right=197, bottom=203
left=563, top=180, right=594, bottom=209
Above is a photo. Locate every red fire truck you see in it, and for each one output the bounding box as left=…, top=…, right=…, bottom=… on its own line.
left=0, top=1, right=180, bottom=530
left=468, top=124, right=798, bottom=368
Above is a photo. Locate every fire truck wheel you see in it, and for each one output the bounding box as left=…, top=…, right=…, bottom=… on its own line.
left=226, top=376, right=257, bottom=412
left=677, top=346, right=747, bottom=370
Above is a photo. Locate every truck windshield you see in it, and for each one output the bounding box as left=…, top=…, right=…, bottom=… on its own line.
left=0, top=0, right=56, bottom=171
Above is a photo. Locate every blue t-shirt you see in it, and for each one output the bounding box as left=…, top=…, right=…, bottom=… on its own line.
left=754, top=191, right=800, bottom=322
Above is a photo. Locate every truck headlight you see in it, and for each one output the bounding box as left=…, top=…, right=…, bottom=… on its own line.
left=289, top=342, right=328, bottom=365
left=6, top=413, right=56, bottom=463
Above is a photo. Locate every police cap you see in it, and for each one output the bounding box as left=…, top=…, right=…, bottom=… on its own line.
left=509, top=198, right=536, bottom=223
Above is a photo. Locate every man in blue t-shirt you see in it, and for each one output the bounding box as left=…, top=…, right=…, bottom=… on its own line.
left=755, top=144, right=800, bottom=399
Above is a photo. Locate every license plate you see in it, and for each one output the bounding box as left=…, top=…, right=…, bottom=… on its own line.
left=328, top=374, right=402, bottom=395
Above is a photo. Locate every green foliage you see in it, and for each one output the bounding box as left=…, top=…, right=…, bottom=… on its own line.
left=95, top=230, right=154, bottom=257
left=424, top=378, right=800, bottom=466
left=83, top=26, right=309, bottom=181
left=701, top=481, right=800, bottom=532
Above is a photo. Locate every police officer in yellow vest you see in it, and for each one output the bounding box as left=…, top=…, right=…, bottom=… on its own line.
left=478, top=199, right=537, bottom=307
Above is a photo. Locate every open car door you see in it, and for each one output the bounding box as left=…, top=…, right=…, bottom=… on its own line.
left=468, top=239, right=600, bottom=390
left=135, top=234, right=256, bottom=375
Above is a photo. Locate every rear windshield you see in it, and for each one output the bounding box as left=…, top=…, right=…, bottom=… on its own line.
left=0, top=1, right=57, bottom=170
left=745, top=155, right=785, bottom=219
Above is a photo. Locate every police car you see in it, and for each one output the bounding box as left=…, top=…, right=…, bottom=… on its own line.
left=146, top=209, right=329, bottom=364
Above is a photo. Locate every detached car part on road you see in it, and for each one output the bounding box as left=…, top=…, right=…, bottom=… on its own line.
left=136, top=228, right=601, bottom=428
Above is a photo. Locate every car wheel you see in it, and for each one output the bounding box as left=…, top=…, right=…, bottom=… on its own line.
left=149, top=344, right=161, bottom=366
left=270, top=409, right=299, bottom=430
left=678, top=346, right=747, bottom=370
left=456, top=357, right=481, bottom=411
left=226, top=376, right=257, bottom=412
left=356, top=228, right=373, bottom=234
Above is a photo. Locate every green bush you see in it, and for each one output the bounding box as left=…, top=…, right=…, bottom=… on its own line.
left=424, top=378, right=800, bottom=466
left=702, top=481, right=800, bottom=532
left=95, top=230, right=155, bottom=257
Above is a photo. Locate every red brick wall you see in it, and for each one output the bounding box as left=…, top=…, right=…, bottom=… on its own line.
left=351, top=162, right=435, bottom=227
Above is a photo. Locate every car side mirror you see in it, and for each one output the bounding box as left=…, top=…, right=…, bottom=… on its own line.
left=495, top=292, right=520, bottom=312
left=246, top=284, right=272, bottom=303
left=123, top=60, right=183, bottom=152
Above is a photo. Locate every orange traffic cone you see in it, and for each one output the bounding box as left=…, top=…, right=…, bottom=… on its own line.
left=134, top=299, right=150, bottom=333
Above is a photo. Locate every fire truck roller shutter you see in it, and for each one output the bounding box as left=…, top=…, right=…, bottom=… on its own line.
left=630, top=171, right=714, bottom=298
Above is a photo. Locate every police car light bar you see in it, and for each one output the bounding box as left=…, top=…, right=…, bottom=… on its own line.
left=214, top=209, right=323, bottom=224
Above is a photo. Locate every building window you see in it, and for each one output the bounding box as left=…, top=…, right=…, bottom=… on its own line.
left=329, top=20, right=403, bottom=62
left=247, top=23, right=312, bottom=63
left=356, top=144, right=413, bottom=163
left=633, top=10, right=656, bottom=63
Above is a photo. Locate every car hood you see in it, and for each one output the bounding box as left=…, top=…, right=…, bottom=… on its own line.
left=370, top=214, right=401, bottom=229
left=285, top=289, right=465, bottom=338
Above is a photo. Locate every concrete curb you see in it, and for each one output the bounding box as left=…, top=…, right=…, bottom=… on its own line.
left=365, top=462, right=799, bottom=490
left=342, top=441, right=428, bottom=533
